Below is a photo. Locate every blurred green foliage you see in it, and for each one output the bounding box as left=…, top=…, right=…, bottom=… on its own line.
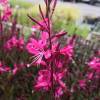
left=10, top=0, right=89, bottom=38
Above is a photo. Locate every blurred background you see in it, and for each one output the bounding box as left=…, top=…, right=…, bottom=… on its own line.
left=9, top=0, right=100, bottom=39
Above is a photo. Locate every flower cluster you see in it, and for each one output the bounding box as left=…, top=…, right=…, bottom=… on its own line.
left=0, top=0, right=25, bottom=76
left=0, top=0, right=12, bottom=21
left=76, top=56, right=100, bottom=95
left=4, top=36, right=24, bottom=51
left=26, top=0, right=100, bottom=99
left=88, top=57, right=100, bottom=72
left=0, top=61, right=23, bottom=75
left=26, top=0, right=75, bottom=98
left=0, top=34, right=26, bottom=75
left=27, top=20, right=74, bottom=98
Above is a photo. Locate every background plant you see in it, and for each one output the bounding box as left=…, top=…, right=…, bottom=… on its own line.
left=9, top=1, right=89, bottom=38
left=0, top=0, right=99, bottom=100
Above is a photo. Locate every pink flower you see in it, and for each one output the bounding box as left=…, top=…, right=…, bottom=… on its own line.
left=2, top=6, right=12, bottom=21
left=4, top=36, right=24, bottom=51
left=54, top=70, right=67, bottom=89
left=5, top=36, right=18, bottom=50
left=55, top=60, right=62, bottom=68
left=55, top=87, right=63, bottom=98
left=17, top=37, right=24, bottom=50
left=0, top=0, right=12, bottom=21
left=0, top=0, right=8, bottom=4
left=12, top=63, right=25, bottom=75
left=60, top=45, right=73, bottom=59
left=11, top=64, right=18, bottom=75
left=88, top=57, right=100, bottom=72
left=34, top=70, right=51, bottom=90
left=0, top=63, right=11, bottom=74
left=0, top=62, right=19, bottom=75
left=78, top=80, right=86, bottom=89
left=26, top=32, right=51, bottom=64
left=32, top=18, right=49, bottom=31
left=87, top=72, right=94, bottom=80
left=35, top=69, right=67, bottom=96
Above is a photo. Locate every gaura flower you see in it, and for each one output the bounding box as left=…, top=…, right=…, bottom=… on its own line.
left=88, top=57, right=100, bottom=72
left=4, top=36, right=24, bottom=51
left=0, top=62, right=11, bottom=74
left=0, top=66, right=10, bottom=74
left=87, top=72, right=94, bottom=80
left=2, top=5, right=12, bottom=21
left=17, top=37, right=24, bottom=50
left=12, top=63, right=25, bottom=75
left=0, top=0, right=12, bottom=21
left=0, top=0, right=8, bottom=4
left=4, top=36, right=18, bottom=50
left=32, top=18, right=49, bottom=31
left=55, top=87, right=63, bottom=98
left=60, top=45, right=73, bottom=59
left=34, top=70, right=51, bottom=91
left=34, top=69, right=67, bottom=96
left=26, top=31, right=51, bottom=65
left=78, top=79, right=86, bottom=89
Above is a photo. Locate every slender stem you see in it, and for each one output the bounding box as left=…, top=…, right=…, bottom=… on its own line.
left=48, top=13, right=54, bottom=100
left=46, top=0, right=55, bottom=99
left=49, top=22, right=54, bottom=99
left=46, top=0, right=51, bottom=18
left=0, top=12, right=3, bottom=34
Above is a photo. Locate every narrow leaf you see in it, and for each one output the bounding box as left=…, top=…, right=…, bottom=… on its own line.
left=39, top=5, right=48, bottom=28
left=27, top=14, right=43, bottom=28
left=50, top=0, right=57, bottom=18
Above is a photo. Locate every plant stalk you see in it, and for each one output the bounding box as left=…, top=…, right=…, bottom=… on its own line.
left=45, top=0, right=55, bottom=99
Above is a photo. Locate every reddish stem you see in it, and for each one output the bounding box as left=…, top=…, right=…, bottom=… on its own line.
left=0, top=12, right=3, bottom=34
left=45, top=0, right=55, bottom=99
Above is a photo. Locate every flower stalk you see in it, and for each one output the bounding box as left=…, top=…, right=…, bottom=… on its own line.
left=45, top=0, right=57, bottom=99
